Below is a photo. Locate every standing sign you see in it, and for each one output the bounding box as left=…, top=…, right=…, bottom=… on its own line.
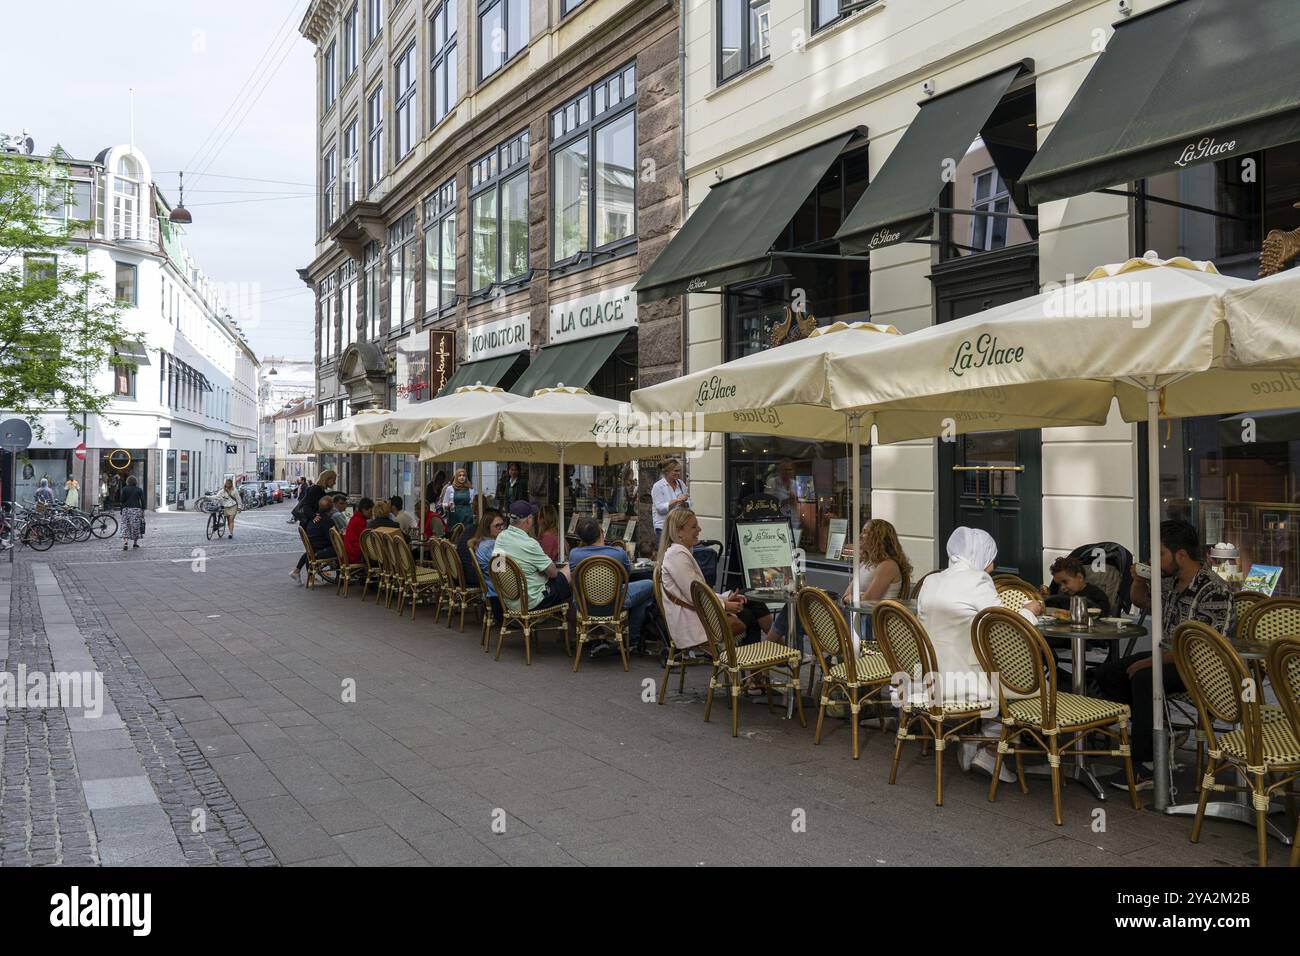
left=1, top=418, right=33, bottom=562
left=548, top=283, right=637, bottom=345
left=429, top=329, right=456, bottom=394
left=735, top=520, right=795, bottom=590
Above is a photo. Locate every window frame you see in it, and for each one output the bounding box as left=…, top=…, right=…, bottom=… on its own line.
left=422, top=177, right=458, bottom=316
left=367, top=85, right=385, bottom=189
left=716, top=0, right=771, bottom=86
left=322, top=145, right=338, bottom=231
left=342, top=116, right=360, bottom=208
left=429, top=0, right=458, bottom=129
left=469, top=128, right=531, bottom=294
left=319, top=273, right=336, bottom=361
left=366, top=0, right=384, bottom=46
left=340, top=259, right=357, bottom=349
left=549, top=61, right=638, bottom=268
left=323, top=39, right=338, bottom=110
left=477, top=0, right=528, bottom=83
left=394, top=40, right=418, bottom=162
left=811, top=0, right=875, bottom=34
left=22, top=253, right=57, bottom=286
left=561, top=0, right=585, bottom=14
left=113, top=261, right=137, bottom=306
left=342, top=3, right=359, bottom=78
left=388, top=210, right=418, bottom=334
left=969, top=167, right=1011, bottom=253
left=364, top=241, right=382, bottom=339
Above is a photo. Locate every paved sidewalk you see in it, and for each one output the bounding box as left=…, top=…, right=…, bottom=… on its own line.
left=46, top=535, right=1282, bottom=867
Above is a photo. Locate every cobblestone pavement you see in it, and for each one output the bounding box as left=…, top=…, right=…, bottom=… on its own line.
left=2, top=502, right=1285, bottom=865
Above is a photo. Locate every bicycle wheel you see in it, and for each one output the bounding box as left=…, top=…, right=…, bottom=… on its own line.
left=24, top=523, right=54, bottom=551
left=70, top=515, right=93, bottom=542
left=51, top=518, right=78, bottom=544
left=206, top=512, right=218, bottom=540
left=216, top=515, right=227, bottom=539
left=89, top=512, right=118, bottom=538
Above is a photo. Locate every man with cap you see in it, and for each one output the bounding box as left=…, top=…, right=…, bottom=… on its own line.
left=491, top=500, right=572, bottom=612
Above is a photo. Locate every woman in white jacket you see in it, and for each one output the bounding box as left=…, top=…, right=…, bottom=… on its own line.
left=915, top=527, right=1043, bottom=781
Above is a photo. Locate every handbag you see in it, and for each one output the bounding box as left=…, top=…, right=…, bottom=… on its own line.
left=139, top=517, right=146, bottom=536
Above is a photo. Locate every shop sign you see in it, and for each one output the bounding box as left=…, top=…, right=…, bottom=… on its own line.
left=548, top=284, right=636, bottom=345
left=467, top=312, right=530, bottom=362
left=429, top=330, right=456, bottom=395
left=395, top=330, right=432, bottom=407
left=735, top=520, right=795, bottom=590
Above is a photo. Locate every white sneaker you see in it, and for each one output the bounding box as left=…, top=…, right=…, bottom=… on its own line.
left=972, top=747, right=1017, bottom=783
left=958, top=741, right=977, bottom=773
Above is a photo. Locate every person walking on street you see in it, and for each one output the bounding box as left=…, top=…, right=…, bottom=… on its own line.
left=119, top=476, right=146, bottom=551
left=218, top=478, right=242, bottom=539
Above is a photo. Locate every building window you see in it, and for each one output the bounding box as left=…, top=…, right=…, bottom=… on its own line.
left=470, top=129, right=529, bottom=292
left=112, top=157, right=141, bottom=240
left=367, top=86, right=385, bottom=188
left=551, top=63, right=637, bottom=264
left=22, top=253, right=56, bottom=285
left=114, top=261, right=137, bottom=306
left=812, top=0, right=874, bottom=33
left=478, top=0, right=527, bottom=81
left=323, top=40, right=337, bottom=109
left=113, top=362, right=135, bottom=398
left=367, top=0, right=383, bottom=44
left=969, top=168, right=1010, bottom=252
left=342, top=118, right=359, bottom=208
left=388, top=210, right=418, bottom=331
left=430, top=0, right=457, bottom=127
left=322, top=146, right=338, bottom=229
left=423, top=177, right=457, bottom=314
left=561, top=0, right=585, bottom=13
left=319, top=273, right=336, bottom=360
left=340, top=259, right=357, bottom=349
left=364, top=241, right=382, bottom=338
left=718, top=0, right=770, bottom=84
left=342, top=4, right=358, bottom=78
left=394, top=41, right=418, bottom=161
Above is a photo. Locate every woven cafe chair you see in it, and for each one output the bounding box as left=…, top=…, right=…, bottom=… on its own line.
left=328, top=526, right=367, bottom=598
left=993, top=576, right=1040, bottom=615
left=1264, top=637, right=1300, bottom=866
left=1174, top=621, right=1300, bottom=866
left=386, top=531, right=441, bottom=620
left=907, top=569, right=938, bottom=601
left=651, top=564, right=711, bottom=704
left=572, top=555, right=631, bottom=673
left=358, top=529, right=388, bottom=605
left=438, top=538, right=484, bottom=633
left=972, top=607, right=1140, bottom=825
left=794, top=587, right=890, bottom=759
left=1232, top=590, right=1267, bottom=634
left=297, top=526, right=338, bottom=590
left=427, top=537, right=454, bottom=625
left=488, top=553, right=569, bottom=665
left=448, top=522, right=464, bottom=544
left=691, top=579, right=805, bottom=738
left=873, top=600, right=994, bottom=805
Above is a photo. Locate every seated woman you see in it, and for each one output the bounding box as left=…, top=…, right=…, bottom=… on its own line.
left=915, top=527, right=1043, bottom=783
left=537, top=504, right=560, bottom=562
left=474, top=509, right=507, bottom=618
left=656, top=509, right=769, bottom=654
left=460, top=509, right=501, bottom=590
left=367, top=499, right=401, bottom=532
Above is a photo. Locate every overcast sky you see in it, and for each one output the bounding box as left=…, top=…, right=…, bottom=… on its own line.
left=0, top=0, right=318, bottom=362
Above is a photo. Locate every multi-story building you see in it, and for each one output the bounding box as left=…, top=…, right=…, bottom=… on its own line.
left=1, top=140, right=262, bottom=511
left=271, top=396, right=317, bottom=482
left=299, top=0, right=682, bottom=512
left=256, top=356, right=315, bottom=478
left=640, top=0, right=1300, bottom=591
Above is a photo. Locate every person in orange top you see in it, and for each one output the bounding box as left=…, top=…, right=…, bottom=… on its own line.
left=343, top=497, right=374, bottom=564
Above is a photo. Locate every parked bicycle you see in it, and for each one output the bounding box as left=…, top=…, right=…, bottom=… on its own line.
left=1, top=502, right=55, bottom=551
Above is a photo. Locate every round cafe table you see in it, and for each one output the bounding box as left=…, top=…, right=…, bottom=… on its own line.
left=1033, top=615, right=1147, bottom=800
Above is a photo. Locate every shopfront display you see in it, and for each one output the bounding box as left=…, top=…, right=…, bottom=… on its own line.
left=99, top=448, right=147, bottom=508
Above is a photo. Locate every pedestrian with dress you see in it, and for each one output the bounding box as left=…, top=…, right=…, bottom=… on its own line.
left=119, top=476, right=146, bottom=551
left=440, top=468, right=476, bottom=530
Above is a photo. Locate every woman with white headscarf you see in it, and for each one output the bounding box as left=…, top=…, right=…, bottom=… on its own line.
left=915, top=527, right=1043, bottom=781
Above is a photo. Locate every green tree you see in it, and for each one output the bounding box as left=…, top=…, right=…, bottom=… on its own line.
left=0, top=147, right=135, bottom=437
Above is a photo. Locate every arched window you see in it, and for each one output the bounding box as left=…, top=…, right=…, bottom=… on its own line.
left=113, top=155, right=141, bottom=239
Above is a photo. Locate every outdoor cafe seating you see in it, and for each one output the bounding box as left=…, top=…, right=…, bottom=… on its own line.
left=487, top=553, right=569, bottom=666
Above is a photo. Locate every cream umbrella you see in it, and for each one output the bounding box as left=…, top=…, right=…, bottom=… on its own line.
left=291, top=408, right=394, bottom=454
left=421, top=386, right=708, bottom=561
left=824, top=253, right=1285, bottom=811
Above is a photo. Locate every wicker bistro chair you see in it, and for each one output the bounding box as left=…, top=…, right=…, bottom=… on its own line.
left=297, top=526, right=338, bottom=590
left=1173, top=622, right=1300, bottom=866
left=652, top=564, right=712, bottom=704
left=436, top=538, right=483, bottom=633
left=994, top=576, right=1041, bottom=615
left=907, top=570, right=938, bottom=601
left=488, top=553, right=570, bottom=665
left=1232, top=590, right=1267, bottom=634
left=972, top=606, right=1141, bottom=825
left=873, top=600, right=995, bottom=805
left=691, top=579, right=806, bottom=738
left=1265, top=637, right=1300, bottom=867
left=357, top=529, right=389, bottom=605
left=328, top=526, right=367, bottom=598
left=386, top=532, right=441, bottom=619
left=572, top=556, right=631, bottom=673
left=795, top=588, right=891, bottom=759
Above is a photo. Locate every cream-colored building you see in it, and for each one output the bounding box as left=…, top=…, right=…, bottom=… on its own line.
left=645, top=0, right=1300, bottom=592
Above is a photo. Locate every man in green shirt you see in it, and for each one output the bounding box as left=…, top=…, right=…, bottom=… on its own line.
left=491, top=501, right=572, bottom=611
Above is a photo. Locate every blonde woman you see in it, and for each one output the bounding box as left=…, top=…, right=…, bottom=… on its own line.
left=366, top=499, right=401, bottom=531
left=217, top=478, right=242, bottom=539
left=651, top=458, right=690, bottom=541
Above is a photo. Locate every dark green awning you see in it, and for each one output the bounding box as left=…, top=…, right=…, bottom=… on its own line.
left=112, top=340, right=150, bottom=366
left=437, top=353, right=524, bottom=397
left=509, top=331, right=628, bottom=396
left=834, top=62, right=1030, bottom=254
left=1022, top=0, right=1300, bottom=205
left=633, top=132, right=856, bottom=303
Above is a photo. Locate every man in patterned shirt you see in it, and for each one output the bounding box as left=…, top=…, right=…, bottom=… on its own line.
left=1095, top=519, right=1233, bottom=790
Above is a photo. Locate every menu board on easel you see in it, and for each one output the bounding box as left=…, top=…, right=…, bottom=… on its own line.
left=735, top=521, right=794, bottom=590
left=825, top=518, right=849, bottom=561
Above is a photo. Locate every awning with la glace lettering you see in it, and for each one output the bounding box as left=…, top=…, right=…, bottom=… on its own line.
left=834, top=61, right=1032, bottom=254
left=1021, top=0, right=1300, bottom=204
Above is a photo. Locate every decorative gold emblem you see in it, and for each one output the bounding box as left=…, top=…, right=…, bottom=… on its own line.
left=771, top=307, right=818, bottom=347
